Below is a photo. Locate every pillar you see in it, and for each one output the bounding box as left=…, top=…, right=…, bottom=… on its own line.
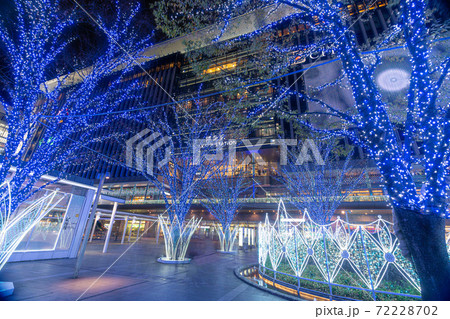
left=121, top=216, right=128, bottom=244
left=136, top=220, right=142, bottom=239
left=239, top=227, right=243, bottom=247
left=128, top=217, right=136, bottom=242
left=156, top=221, right=160, bottom=244
left=74, top=172, right=107, bottom=278
left=102, top=202, right=118, bottom=253
left=89, top=213, right=100, bottom=242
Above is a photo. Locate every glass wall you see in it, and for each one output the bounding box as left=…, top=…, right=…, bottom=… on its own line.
left=16, top=191, right=71, bottom=251
left=11, top=182, right=92, bottom=257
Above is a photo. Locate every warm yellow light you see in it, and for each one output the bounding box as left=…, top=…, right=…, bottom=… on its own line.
left=203, top=62, right=237, bottom=75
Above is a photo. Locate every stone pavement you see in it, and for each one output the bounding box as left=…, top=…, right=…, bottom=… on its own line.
left=0, top=237, right=285, bottom=301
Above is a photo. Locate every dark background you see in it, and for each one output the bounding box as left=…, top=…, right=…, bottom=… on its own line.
left=0, top=0, right=448, bottom=90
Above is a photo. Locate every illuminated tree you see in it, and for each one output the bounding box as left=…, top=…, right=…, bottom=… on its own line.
left=277, top=0, right=450, bottom=300
left=153, top=0, right=450, bottom=299
left=0, top=0, right=151, bottom=213
left=279, top=139, right=364, bottom=225
left=136, top=102, right=235, bottom=261
left=201, top=160, right=250, bottom=252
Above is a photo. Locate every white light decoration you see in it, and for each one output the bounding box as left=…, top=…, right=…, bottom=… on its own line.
left=215, top=224, right=238, bottom=252
left=158, top=214, right=201, bottom=263
left=239, top=227, right=244, bottom=247
left=0, top=181, right=67, bottom=270
left=259, top=200, right=450, bottom=299
left=376, top=68, right=410, bottom=92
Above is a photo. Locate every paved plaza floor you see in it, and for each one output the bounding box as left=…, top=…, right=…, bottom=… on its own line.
left=0, top=237, right=285, bottom=301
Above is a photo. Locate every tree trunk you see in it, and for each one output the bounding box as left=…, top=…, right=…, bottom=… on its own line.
left=394, top=207, right=450, bottom=300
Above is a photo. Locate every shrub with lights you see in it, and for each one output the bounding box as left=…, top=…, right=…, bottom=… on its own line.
left=259, top=200, right=450, bottom=300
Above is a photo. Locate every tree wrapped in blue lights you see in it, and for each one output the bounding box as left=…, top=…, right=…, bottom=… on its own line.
left=201, top=160, right=251, bottom=252
left=0, top=0, right=152, bottom=272
left=279, top=139, right=364, bottom=225
left=153, top=0, right=450, bottom=299
left=137, top=102, right=235, bottom=262
left=0, top=0, right=151, bottom=212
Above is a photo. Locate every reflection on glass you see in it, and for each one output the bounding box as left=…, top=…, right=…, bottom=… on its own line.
left=57, top=195, right=84, bottom=250
left=25, top=209, right=66, bottom=250
left=16, top=193, right=72, bottom=252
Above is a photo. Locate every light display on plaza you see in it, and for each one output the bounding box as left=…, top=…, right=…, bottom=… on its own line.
left=0, top=181, right=66, bottom=271
left=0, top=0, right=446, bottom=298
left=258, top=200, right=450, bottom=299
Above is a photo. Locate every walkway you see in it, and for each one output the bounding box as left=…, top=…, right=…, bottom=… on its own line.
left=0, top=238, right=285, bottom=301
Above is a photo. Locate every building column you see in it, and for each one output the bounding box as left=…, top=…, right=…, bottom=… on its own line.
left=136, top=220, right=142, bottom=239
left=89, top=213, right=100, bottom=242
left=102, top=202, right=118, bottom=253
left=156, top=221, right=160, bottom=244
left=376, top=9, right=388, bottom=31
left=128, top=217, right=136, bottom=242
left=74, top=172, right=108, bottom=278
left=121, top=216, right=129, bottom=244
left=239, top=227, right=243, bottom=248
left=144, top=221, right=150, bottom=237
left=357, top=19, right=369, bottom=45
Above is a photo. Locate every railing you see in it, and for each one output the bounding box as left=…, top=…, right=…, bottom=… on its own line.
left=117, top=194, right=390, bottom=205
left=258, top=265, right=421, bottom=301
